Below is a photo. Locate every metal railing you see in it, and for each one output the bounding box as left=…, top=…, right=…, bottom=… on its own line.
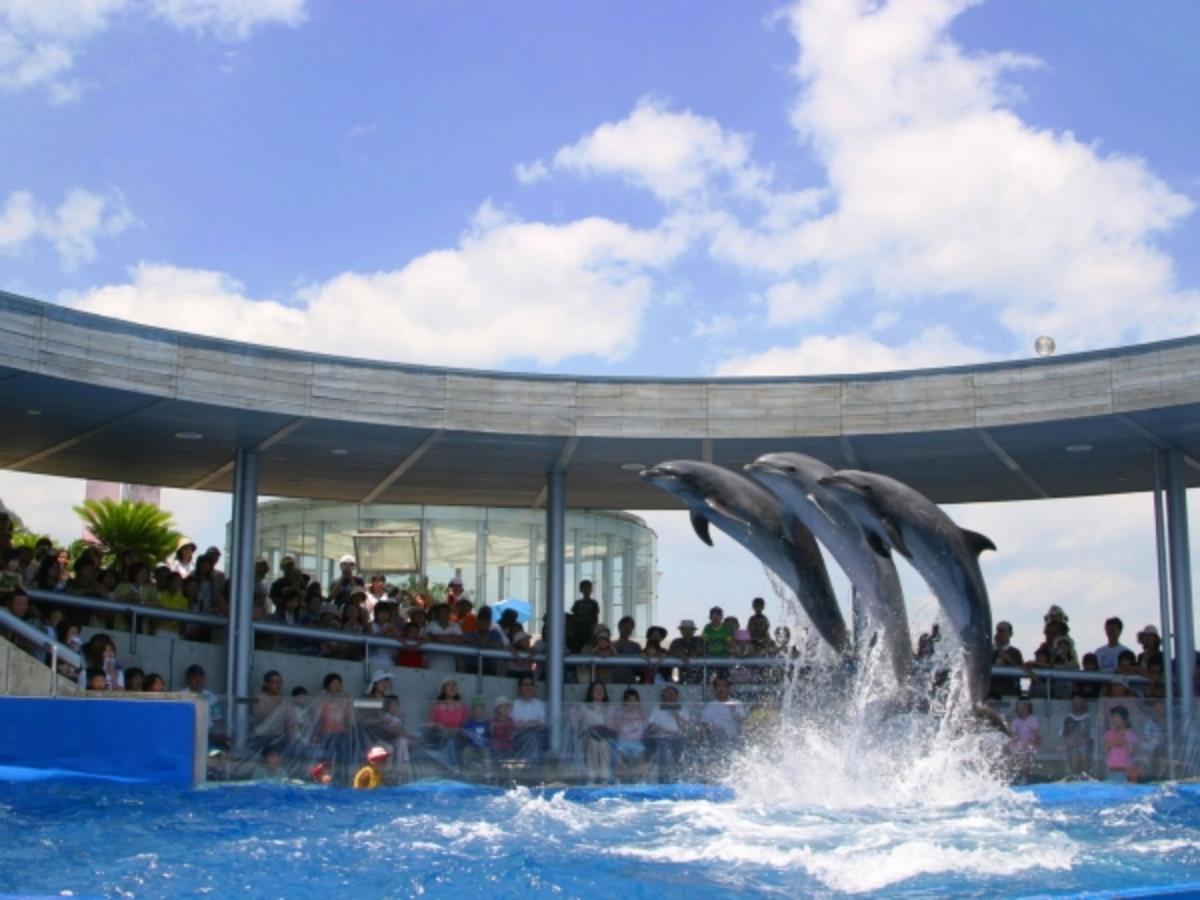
left=0, top=606, right=84, bottom=696
left=21, top=587, right=1158, bottom=691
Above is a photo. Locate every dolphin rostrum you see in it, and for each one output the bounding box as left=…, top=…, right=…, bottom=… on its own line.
left=641, top=459, right=850, bottom=655
left=746, top=452, right=913, bottom=686
left=816, top=469, right=995, bottom=707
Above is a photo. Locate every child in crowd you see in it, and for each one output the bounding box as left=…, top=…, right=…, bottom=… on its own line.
left=747, top=597, right=770, bottom=636
left=1103, top=706, right=1139, bottom=782
left=490, top=697, right=514, bottom=760
left=394, top=622, right=426, bottom=669
left=702, top=607, right=732, bottom=657
left=309, top=760, right=333, bottom=785
left=1009, top=698, right=1041, bottom=781
left=1060, top=693, right=1093, bottom=778
left=613, top=688, right=647, bottom=781
left=143, top=673, right=166, bottom=692
left=124, top=667, right=145, bottom=691
left=1141, top=695, right=1166, bottom=780
left=84, top=667, right=108, bottom=690
left=460, top=697, right=493, bottom=774
left=1078, top=654, right=1102, bottom=699
left=353, top=746, right=390, bottom=789
left=374, top=695, right=414, bottom=782
left=253, top=747, right=287, bottom=781
left=287, top=686, right=313, bottom=756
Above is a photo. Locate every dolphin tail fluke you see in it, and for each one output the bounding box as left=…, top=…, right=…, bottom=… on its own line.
left=690, top=511, right=714, bottom=546
left=961, top=529, right=997, bottom=556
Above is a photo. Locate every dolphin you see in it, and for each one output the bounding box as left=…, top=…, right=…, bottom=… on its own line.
left=815, top=469, right=996, bottom=707
left=745, top=452, right=913, bottom=686
left=640, top=459, right=850, bottom=656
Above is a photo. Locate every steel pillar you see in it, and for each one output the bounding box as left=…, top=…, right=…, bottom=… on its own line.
left=1153, top=452, right=1177, bottom=777
left=545, top=468, right=566, bottom=754
left=1165, top=449, right=1196, bottom=742
left=229, top=448, right=259, bottom=750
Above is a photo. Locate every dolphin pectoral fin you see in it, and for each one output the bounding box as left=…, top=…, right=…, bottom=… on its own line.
left=961, top=529, right=997, bottom=557
left=865, top=530, right=892, bottom=560
left=704, top=497, right=751, bottom=530
left=806, top=492, right=838, bottom=528
left=881, top=517, right=912, bottom=559
left=690, top=511, right=714, bottom=546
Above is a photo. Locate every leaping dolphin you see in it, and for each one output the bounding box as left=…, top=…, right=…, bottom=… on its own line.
left=746, top=452, right=912, bottom=686
left=640, top=460, right=850, bottom=656
left=816, top=469, right=996, bottom=707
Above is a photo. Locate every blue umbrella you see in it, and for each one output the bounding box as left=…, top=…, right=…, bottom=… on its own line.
left=492, top=598, right=532, bottom=623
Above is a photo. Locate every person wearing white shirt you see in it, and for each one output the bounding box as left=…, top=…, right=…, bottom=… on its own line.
left=701, top=677, right=745, bottom=744
left=511, top=675, right=547, bottom=766
left=425, top=602, right=463, bottom=673
left=1094, top=616, right=1133, bottom=673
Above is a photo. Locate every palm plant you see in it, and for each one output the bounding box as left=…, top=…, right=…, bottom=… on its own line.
left=73, top=499, right=182, bottom=567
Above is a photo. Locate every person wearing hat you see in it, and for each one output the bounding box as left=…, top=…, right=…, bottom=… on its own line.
left=169, top=537, right=197, bottom=577
left=269, top=556, right=304, bottom=609
left=1136, top=624, right=1164, bottom=672
left=446, top=574, right=466, bottom=606
left=353, top=746, right=391, bottom=789
left=1094, top=616, right=1132, bottom=674
left=328, top=554, right=362, bottom=608
left=366, top=671, right=393, bottom=699
left=668, top=619, right=707, bottom=684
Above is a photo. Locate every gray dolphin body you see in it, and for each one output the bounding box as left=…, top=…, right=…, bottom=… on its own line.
left=746, top=452, right=912, bottom=686
left=641, top=460, right=850, bottom=655
left=816, top=469, right=996, bottom=707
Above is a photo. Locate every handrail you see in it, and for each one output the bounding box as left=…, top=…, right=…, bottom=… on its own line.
left=23, top=587, right=1158, bottom=685
left=0, top=607, right=84, bottom=670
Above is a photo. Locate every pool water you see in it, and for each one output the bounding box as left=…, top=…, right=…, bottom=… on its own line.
left=1, top=776, right=1199, bottom=898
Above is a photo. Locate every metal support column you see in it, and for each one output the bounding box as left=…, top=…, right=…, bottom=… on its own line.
left=602, top=536, right=615, bottom=625
left=545, top=468, right=566, bottom=755
left=475, top=520, right=487, bottom=605
left=1166, top=449, right=1196, bottom=747
left=1153, top=451, right=1176, bottom=776
left=229, top=448, right=260, bottom=750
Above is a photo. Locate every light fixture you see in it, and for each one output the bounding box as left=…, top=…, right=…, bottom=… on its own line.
left=1034, top=336, right=1056, bottom=357
left=620, top=463, right=645, bottom=471
left=330, top=448, right=349, bottom=455
left=1065, top=443, right=1092, bottom=453
left=174, top=431, right=203, bottom=440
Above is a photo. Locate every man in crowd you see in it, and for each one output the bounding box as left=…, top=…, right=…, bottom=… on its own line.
left=185, top=664, right=228, bottom=749
left=269, top=556, right=305, bottom=609
left=569, top=579, right=600, bottom=654
left=328, top=555, right=361, bottom=607
left=1095, top=616, right=1132, bottom=673
left=668, top=619, right=706, bottom=684
left=701, top=676, right=745, bottom=747
left=511, top=675, right=546, bottom=766
left=991, top=620, right=1023, bottom=697
left=611, top=616, right=641, bottom=683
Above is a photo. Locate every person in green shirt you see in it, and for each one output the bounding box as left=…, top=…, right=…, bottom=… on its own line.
left=155, top=570, right=189, bottom=635
left=702, top=606, right=733, bottom=657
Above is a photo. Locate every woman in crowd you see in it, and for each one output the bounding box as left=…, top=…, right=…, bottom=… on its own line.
left=33, top=555, right=68, bottom=592
left=640, top=626, right=672, bottom=685
left=612, top=687, right=648, bottom=781
left=577, top=626, right=615, bottom=684
left=155, top=570, right=188, bottom=636
left=428, top=678, right=468, bottom=769
left=78, top=633, right=123, bottom=690
left=170, top=539, right=197, bottom=577
left=573, top=680, right=615, bottom=784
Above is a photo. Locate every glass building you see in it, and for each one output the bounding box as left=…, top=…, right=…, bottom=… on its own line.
left=251, top=501, right=658, bottom=627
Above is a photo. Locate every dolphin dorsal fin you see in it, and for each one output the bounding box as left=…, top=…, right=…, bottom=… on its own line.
left=961, top=528, right=996, bottom=557
left=690, top=511, right=714, bottom=546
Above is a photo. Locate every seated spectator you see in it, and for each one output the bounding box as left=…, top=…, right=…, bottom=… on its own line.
left=428, top=678, right=468, bottom=769
left=1008, top=698, right=1041, bottom=782
left=426, top=602, right=464, bottom=674
left=353, top=746, right=390, bottom=790
left=452, top=597, right=477, bottom=636
left=511, top=675, right=547, bottom=767
left=460, top=697, right=493, bottom=774
left=667, top=619, right=706, bottom=684
left=611, top=616, right=641, bottom=683
left=393, top=621, right=427, bottom=669
left=185, top=663, right=227, bottom=747
left=367, top=603, right=400, bottom=670
left=79, top=633, right=124, bottom=690
left=702, top=607, right=733, bottom=658
left=613, top=688, right=648, bottom=781
left=645, top=685, right=691, bottom=780
left=112, top=561, right=159, bottom=609
left=578, top=626, right=616, bottom=684
left=701, top=677, right=745, bottom=747
left=1061, top=693, right=1093, bottom=778
left=573, top=680, right=615, bottom=784
left=729, top=629, right=757, bottom=686
left=33, top=554, right=68, bottom=593
left=640, top=626, right=671, bottom=684
left=1141, top=691, right=1167, bottom=781
left=143, top=672, right=166, bottom=692
left=370, top=695, right=414, bottom=782
left=84, top=667, right=108, bottom=690
left=500, top=609, right=535, bottom=681
left=1094, top=617, right=1132, bottom=673
left=472, top=605, right=506, bottom=675
left=253, top=746, right=288, bottom=782
left=65, top=558, right=104, bottom=598
left=155, top=571, right=188, bottom=636
left=251, top=670, right=287, bottom=751
left=1103, top=705, right=1139, bottom=782
left=286, top=686, right=314, bottom=757
left=2, top=587, right=51, bottom=662
left=491, top=697, right=515, bottom=760
left=1136, top=624, right=1164, bottom=673
left=124, top=667, right=145, bottom=691
left=1078, top=653, right=1103, bottom=699
left=1115, top=651, right=1143, bottom=695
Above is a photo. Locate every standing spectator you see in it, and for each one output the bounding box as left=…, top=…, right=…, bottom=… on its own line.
left=1103, top=705, right=1139, bottom=782
left=640, top=626, right=671, bottom=685
left=253, top=558, right=272, bottom=613
left=577, top=626, right=616, bottom=684
left=611, top=616, right=642, bottom=684
left=169, top=539, right=197, bottom=577
left=569, top=579, right=600, bottom=654
left=667, top=619, right=706, bottom=684
left=499, top=609, right=535, bottom=681
left=1136, top=624, right=1164, bottom=673
left=33, top=555, right=68, bottom=592
left=747, top=597, right=770, bottom=637
left=452, top=597, right=478, bottom=636
left=1008, top=698, right=1041, bottom=782
left=328, top=555, right=361, bottom=607
left=269, top=557, right=304, bottom=610
left=203, top=546, right=227, bottom=599
left=702, top=607, right=733, bottom=658
left=156, top=571, right=188, bottom=636
left=364, top=574, right=388, bottom=621
left=1094, top=617, right=1132, bottom=673
left=991, top=621, right=1024, bottom=698
left=185, top=664, right=226, bottom=748
left=314, top=673, right=353, bottom=773
left=445, top=574, right=467, bottom=609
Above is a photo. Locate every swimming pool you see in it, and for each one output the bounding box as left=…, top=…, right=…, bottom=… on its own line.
left=1, top=774, right=1198, bottom=898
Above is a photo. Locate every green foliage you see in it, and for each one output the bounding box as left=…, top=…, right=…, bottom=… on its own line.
left=401, top=574, right=446, bottom=603
left=72, top=499, right=182, bottom=567
left=11, top=528, right=53, bottom=550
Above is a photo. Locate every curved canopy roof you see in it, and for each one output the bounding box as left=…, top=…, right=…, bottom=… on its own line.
left=1, top=290, right=1197, bottom=508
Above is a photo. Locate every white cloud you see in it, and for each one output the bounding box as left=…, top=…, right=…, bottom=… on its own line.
left=714, top=325, right=987, bottom=376
left=689, top=313, right=741, bottom=340
left=69, top=203, right=686, bottom=367
left=0, top=187, right=135, bottom=268
left=514, top=159, right=549, bottom=185
left=765, top=275, right=844, bottom=324
left=0, top=0, right=305, bottom=100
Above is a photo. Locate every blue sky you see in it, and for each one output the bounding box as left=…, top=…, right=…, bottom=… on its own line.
left=1, top=0, right=1199, bottom=653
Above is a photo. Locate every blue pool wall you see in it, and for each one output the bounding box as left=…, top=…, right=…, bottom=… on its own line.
left=0, top=696, right=205, bottom=786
